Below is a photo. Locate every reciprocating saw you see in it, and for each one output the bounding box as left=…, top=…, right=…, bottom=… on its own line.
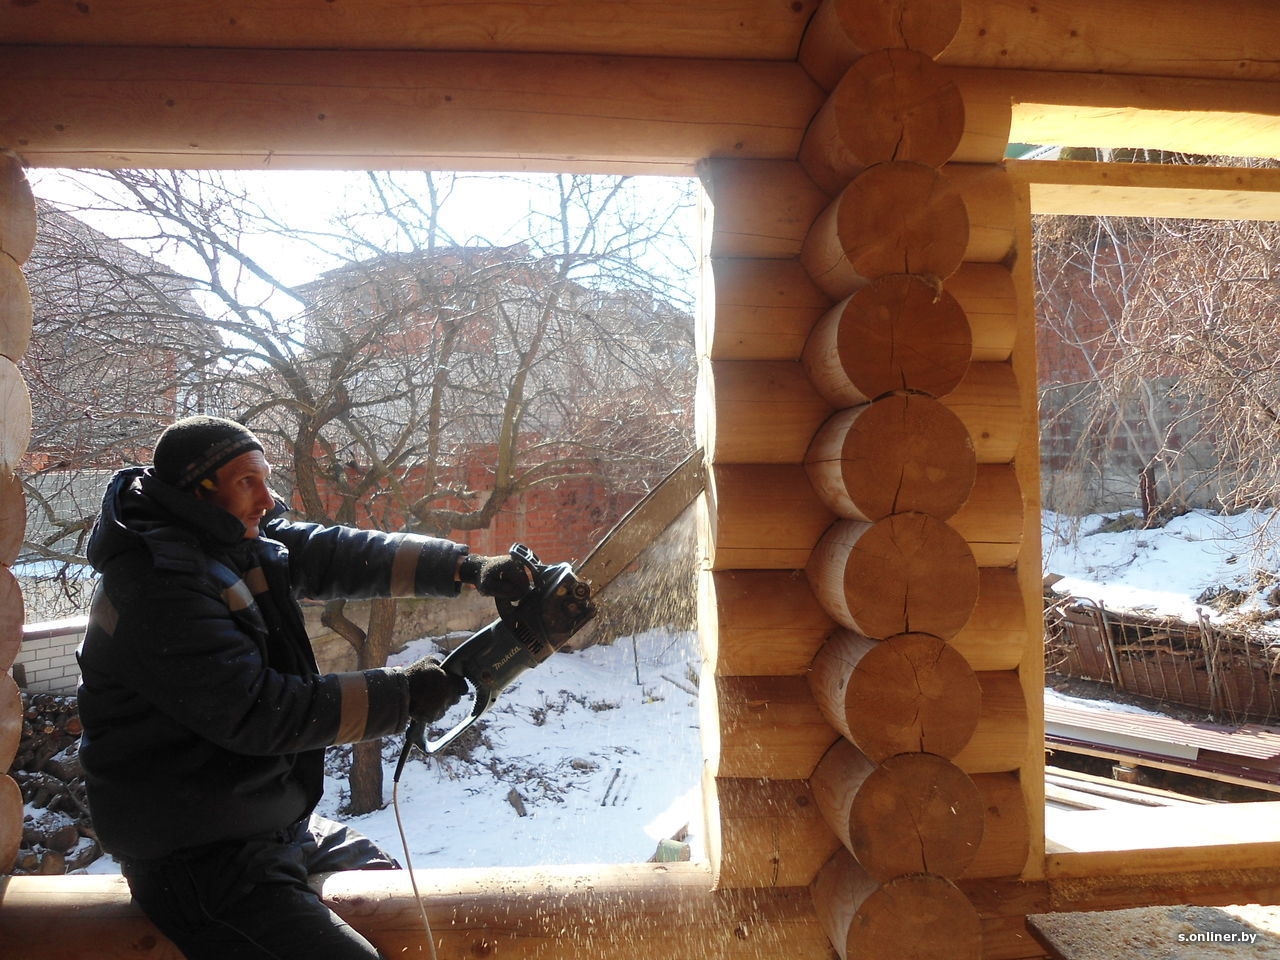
left=395, top=543, right=596, bottom=775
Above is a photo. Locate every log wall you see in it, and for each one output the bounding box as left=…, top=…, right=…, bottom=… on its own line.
left=0, top=152, right=35, bottom=874
left=699, top=3, right=1040, bottom=958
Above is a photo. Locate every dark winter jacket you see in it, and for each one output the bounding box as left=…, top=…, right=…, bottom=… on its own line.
left=77, top=467, right=468, bottom=861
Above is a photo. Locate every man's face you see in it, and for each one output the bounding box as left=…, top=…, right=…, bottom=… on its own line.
left=197, top=449, right=276, bottom=539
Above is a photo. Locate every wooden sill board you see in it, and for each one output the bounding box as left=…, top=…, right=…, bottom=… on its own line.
left=1047, top=800, right=1280, bottom=879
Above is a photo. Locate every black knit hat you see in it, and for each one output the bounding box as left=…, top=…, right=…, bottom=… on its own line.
left=153, top=415, right=264, bottom=491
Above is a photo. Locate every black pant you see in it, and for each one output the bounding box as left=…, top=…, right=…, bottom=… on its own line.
left=121, top=815, right=398, bottom=960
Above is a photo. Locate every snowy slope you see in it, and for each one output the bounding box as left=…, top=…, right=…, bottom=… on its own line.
left=1043, top=508, right=1280, bottom=630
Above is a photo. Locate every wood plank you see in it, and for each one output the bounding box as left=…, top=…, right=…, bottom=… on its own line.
left=951, top=67, right=1280, bottom=161
left=1013, top=160, right=1280, bottom=220
left=0, top=46, right=822, bottom=173
left=0, top=0, right=821, bottom=61
left=1047, top=802, right=1280, bottom=878
left=1009, top=173, right=1046, bottom=879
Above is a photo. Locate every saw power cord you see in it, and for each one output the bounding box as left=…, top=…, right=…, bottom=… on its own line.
left=392, top=772, right=440, bottom=960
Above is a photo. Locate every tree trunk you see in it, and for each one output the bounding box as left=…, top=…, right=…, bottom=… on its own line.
left=324, top=596, right=399, bottom=816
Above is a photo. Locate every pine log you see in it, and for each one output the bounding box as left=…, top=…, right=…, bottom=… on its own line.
left=799, top=49, right=965, bottom=194
left=806, top=514, right=979, bottom=640
left=810, top=739, right=985, bottom=881
left=945, top=163, right=1018, bottom=264
left=950, top=568, right=1027, bottom=673
left=805, top=396, right=976, bottom=522
left=948, top=463, right=1024, bottom=567
left=705, top=772, right=841, bottom=890
left=0, top=773, right=20, bottom=874
left=704, top=259, right=830, bottom=361
left=939, top=361, right=1022, bottom=464
left=963, top=772, right=1031, bottom=880
left=0, top=865, right=832, bottom=960
left=800, top=161, right=968, bottom=300
left=0, top=669, right=20, bottom=771
left=0, top=48, right=823, bottom=175
left=700, top=159, right=829, bottom=260
left=799, top=0, right=964, bottom=91
left=3, top=3, right=825, bottom=60
left=3, top=3, right=819, bottom=60
left=946, top=261, right=1017, bottom=362
left=951, top=671, right=1029, bottom=775
left=0, top=567, right=20, bottom=675
left=701, top=464, right=835, bottom=571
left=700, top=360, right=833, bottom=464
left=0, top=358, right=32, bottom=473
left=809, top=630, right=981, bottom=762
left=940, top=0, right=1280, bottom=83
left=0, top=156, right=37, bottom=264
left=0, top=469, right=24, bottom=565
left=801, top=273, right=972, bottom=407
left=705, top=673, right=835, bottom=780
left=811, top=848, right=982, bottom=960
left=698, top=569, right=834, bottom=677
left=0, top=255, right=32, bottom=363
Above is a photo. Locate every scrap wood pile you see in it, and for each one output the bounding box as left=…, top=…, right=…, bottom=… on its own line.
left=7, top=691, right=100, bottom=874
left=1044, top=581, right=1280, bottom=725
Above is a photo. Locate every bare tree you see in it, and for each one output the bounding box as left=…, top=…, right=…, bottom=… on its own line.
left=23, top=168, right=698, bottom=812
left=1035, top=156, right=1280, bottom=523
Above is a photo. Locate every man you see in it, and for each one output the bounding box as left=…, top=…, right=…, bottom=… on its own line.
left=77, top=415, right=533, bottom=959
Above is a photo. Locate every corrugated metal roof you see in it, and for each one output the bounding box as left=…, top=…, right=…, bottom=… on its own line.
left=1045, top=696, right=1280, bottom=761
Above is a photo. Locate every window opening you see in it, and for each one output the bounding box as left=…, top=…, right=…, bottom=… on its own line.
left=1033, top=154, right=1280, bottom=848
left=13, top=168, right=704, bottom=875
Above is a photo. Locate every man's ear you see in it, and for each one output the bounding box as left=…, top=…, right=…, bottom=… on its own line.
left=193, top=478, right=217, bottom=500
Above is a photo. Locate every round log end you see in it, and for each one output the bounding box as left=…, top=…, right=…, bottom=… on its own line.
left=808, top=515, right=980, bottom=640
left=845, top=632, right=982, bottom=760
left=802, top=274, right=973, bottom=407
left=0, top=358, right=32, bottom=474
left=805, top=396, right=977, bottom=522
left=801, top=163, right=969, bottom=300
left=0, top=255, right=33, bottom=363
left=813, top=849, right=982, bottom=960
left=0, top=670, right=21, bottom=772
left=849, top=751, right=985, bottom=881
left=833, top=0, right=964, bottom=59
left=0, top=773, right=21, bottom=873
left=834, top=50, right=965, bottom=170
left=0, top=155, right=37, bottom=264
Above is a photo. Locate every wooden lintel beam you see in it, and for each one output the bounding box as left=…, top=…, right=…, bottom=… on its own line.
left=942, top=0, right=1280, bottom=84
left=951, top=68, right=1280, bottom=161
left=1011, top=159, right=1280, bottom=220
left=0, top=864, right=830, bottom=960
left=0, top=45, right=823, bottom=173
left=0, top=0, right=821, bottom=61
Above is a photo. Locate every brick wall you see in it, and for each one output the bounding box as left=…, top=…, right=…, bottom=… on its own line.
left=14, top=618, right=86, bottom=695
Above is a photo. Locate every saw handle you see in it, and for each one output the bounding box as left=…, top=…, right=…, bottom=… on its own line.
left=393, top=653, right=498, bottom=779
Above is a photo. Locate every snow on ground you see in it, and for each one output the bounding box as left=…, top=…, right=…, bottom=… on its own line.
left=83, top=625, right=703, bottom=875
left=326, top=627, right=704, bottom=870
left=1042, top=508, right=1280, bottom=629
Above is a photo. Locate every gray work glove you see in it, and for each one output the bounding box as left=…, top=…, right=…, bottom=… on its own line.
left=402, top=657, right=468, bottom=723
left=458, top=553, right=534, bottom=600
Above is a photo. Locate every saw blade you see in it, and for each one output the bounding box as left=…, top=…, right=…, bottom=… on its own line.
left=575, top=448, right=705, bottom=592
